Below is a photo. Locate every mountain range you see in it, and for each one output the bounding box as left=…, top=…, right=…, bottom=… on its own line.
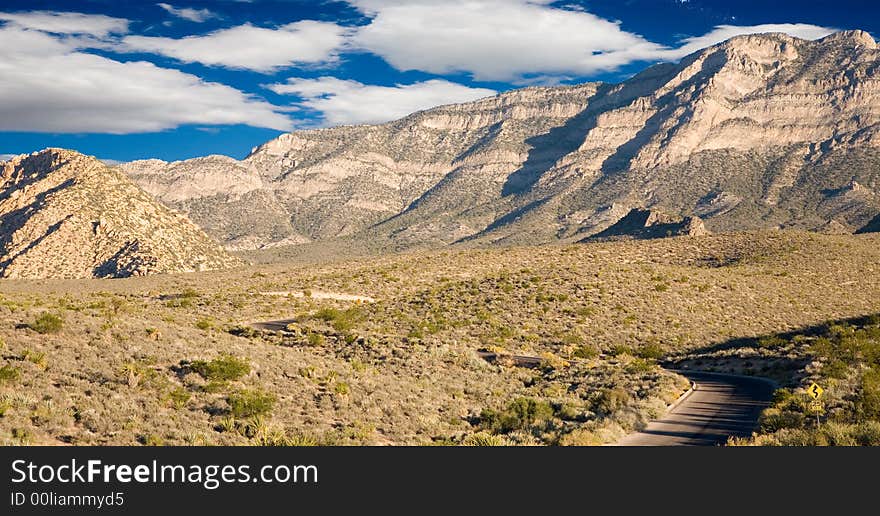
left=2, top=30, right=880, bottom=278
left=116, top=30, right=880, bottom=252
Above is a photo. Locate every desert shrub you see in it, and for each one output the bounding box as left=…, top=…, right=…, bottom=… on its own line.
left=561, top=333, right=584, bottom=346
left=181, top=288, right=200, bottom=299
left=227, top=389, right=276, bottom=418
left=0, top=364, right=20, bottom=384
left=314, top=307, right=361, bottom=332
left=139, top=434, right=164, bottom=446
left=307, top=333, right=325, bottom=346
left=28, top=313, right=63, bottom=334
left=608, top=344, right=632, bottom=357
left=625, top=358, right=654, bottom=374
left=167, top=387, right=191, bottom=409
left=558, top=428, right=603, bottom=446
left=119, top=362, right=158, bottom=389
left=820, top=422, right=858, bottom=446
left=635, top=343, right=665, bottom=360
left=463, top=432, right=511, bottom=446
left=822, top=359, right=849, bottom=379
left=757, top=335, right=787, bottom=349
left=190, top=354, right=250, bottom=382
left=21, top=350, right=47, bottom=370
left=480, top=397, right=554, bottom=434
left=195, top=318, right=214, bottom=331
left=594, top=388, right=631, bottom=415
left=855, top=369, right=880, bottom=421
left=572, top=345, right=599, bottom=360
left=228, top=325, right=258, bottom=338
left=284, top=432, right=322, bottom=446
left=853, top=421, right=880, bottom=445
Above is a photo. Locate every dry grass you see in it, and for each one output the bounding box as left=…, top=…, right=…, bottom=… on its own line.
left=0, top=231, right=878, bottom=445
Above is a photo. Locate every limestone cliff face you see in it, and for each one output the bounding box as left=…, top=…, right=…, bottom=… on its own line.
left=122, top=31, right=880, bottom=250
left=0, top=149, right=241, bottom=279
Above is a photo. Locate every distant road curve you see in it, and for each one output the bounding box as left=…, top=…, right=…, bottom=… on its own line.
left=616, top=371, right=776, bottom=446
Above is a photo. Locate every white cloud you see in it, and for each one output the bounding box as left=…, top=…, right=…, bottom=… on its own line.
left=344, top=1, right=835, bottom=81
left=0, top=154, right=17, bottom=161
left=663, top=24, right=836, bottom=58
left=0, top=10, right=128, bottom=36
left=157, top=3, right=218, bottom=23
left=121, top=21, right=349, bottom=71
left=267, top=77, right=496, bottom=126
left=348, top=0, right=664, bottom=81
left=0, top=25, right=292, bottom=133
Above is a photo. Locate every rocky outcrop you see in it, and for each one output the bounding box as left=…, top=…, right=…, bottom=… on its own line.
left=0, top=149, right=241, bottom=279
left=580, top=209, right=709, bottom=242
left=121, top=30, right=880, bottom=250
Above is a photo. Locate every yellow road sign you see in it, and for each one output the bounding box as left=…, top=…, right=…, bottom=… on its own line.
left=809, top=400, right=824, bottom=412
left=808, top=383, right=824, bottom=399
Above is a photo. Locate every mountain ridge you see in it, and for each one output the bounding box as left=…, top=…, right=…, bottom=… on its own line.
left=114, top=30, right=880, bottom=251
left=0, top=149, right=241, bottom=279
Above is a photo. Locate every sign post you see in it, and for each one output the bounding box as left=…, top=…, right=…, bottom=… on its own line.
left=807, top=382, right=824, bottom=429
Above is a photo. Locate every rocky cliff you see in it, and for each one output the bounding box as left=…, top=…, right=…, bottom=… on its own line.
left=0, top=149, right=241, bottom=279
left=581, top=209, right=708, bottom=242
left=120, top=30, right=880, bottom=251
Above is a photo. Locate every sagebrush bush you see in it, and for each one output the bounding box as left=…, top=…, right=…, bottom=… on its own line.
left=190, top=354, right=250, bottom=382
left=227, top=389, right=276, bottom=418
left=594, top=387, right=631, bottom=415
left=28, top=313, right=63, bottom=334
left=0, top=364, right=20, bottom=384
left=855, top=368, right=880, bottom=421
left=480, top=397, right=553, bottom=434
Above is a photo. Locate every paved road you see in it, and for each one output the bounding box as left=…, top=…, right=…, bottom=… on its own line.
left=616, top=371, right=775, bottom=446
left=250, top=319, right=299, bottom=331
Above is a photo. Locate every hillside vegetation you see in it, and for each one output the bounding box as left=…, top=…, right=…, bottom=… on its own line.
left=0, top=231, right=878, bottom=445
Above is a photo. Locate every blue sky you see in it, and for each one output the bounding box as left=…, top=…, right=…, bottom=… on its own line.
left=0, top=0, right=876, bottom=162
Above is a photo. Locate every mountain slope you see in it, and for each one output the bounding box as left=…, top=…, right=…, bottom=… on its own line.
left=121, top=30, right=880, bottom=251
left=0, top=149, right=241, bottom=279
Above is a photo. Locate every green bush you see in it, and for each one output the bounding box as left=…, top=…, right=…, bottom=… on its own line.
left=572, top=345, right=599, bottom=359
left=28, top=313, right=63, bottom=334
left=594, top=387, right=631, bottom=415
left=190, top=354, right=250, bottom=382
left=463, top=432, right=511, bottom=446
left=635, top=343, right=665, bottom=360
left=227, top=389, right=276, bottom=418
left=853, top=421, right=880, bottom=445
left=480, top=397, right=554, bottom=434
left=855, top=369, right=880, bottom=421
left=759, top=407, right=806, bottom=433
left=313, top=307, right=361, bottom=333
left=0, top=364, right=21, bottom=384
left=195, top=318, right=214, bottom=331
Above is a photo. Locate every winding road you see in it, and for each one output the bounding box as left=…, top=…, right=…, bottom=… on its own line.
left=616, top=370, right=776, bottom=446
left=246, top=322, right=775, bottom=447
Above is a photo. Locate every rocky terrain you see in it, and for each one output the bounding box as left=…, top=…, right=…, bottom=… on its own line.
left=0, top=149, right=241, bottom=279
left=119, top=30, right=880, bottom=251
left=581, top=208, right=708, bottom=241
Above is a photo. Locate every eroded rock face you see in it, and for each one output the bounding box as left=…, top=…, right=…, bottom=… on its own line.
left=0, top=149, right=241, bottom=279
left=581, top=209, right=709, bottom=242
left=122, top=31, right=880, bottom=250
